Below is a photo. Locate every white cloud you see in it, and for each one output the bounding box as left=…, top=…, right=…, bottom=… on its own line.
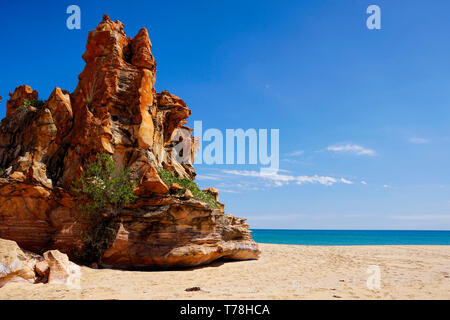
left=383, top=184, right=391, bottom=188
left=340, top=178, right=354, bottom=185
left=327, top=144, right=376, bottom=156
left=296, top=175, right=337, bottom=186
left=361, top=180, right=368, bottom=185
left=222, top=169, right=353, bottom=187
left=409, top=137, right=429, bottom=144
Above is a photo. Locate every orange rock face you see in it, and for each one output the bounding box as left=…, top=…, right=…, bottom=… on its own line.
left=0, top=15, right=260, bottom=269
left=5, top=85, right=38, bottom=117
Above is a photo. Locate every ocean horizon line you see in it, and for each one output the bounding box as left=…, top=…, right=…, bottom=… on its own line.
left=251, top=228, right=450, bottom=231
left=250, top=229, right=450, bottom=246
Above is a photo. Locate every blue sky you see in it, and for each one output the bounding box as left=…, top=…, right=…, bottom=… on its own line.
left=1, top=1, right=450, bottom=229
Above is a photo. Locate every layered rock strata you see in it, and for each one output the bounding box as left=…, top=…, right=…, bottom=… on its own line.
left=0, top=15, right=260, bottom=269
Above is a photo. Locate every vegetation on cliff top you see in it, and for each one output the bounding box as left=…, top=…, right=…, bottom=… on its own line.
left=16, top=99, right=45, bottom=114
left=23, top=98, right=45, bottom=108
left=158, top=169, right=220, bottom=209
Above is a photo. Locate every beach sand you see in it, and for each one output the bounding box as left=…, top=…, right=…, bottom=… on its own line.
left=0, top=244, right=449, bottom=300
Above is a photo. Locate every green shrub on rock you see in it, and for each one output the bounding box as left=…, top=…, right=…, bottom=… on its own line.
left=72, top=153, right=138, bottom=263
left=158, top=169, right=219, bottom=209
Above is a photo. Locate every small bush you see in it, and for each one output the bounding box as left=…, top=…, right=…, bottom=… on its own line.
left=158, top=169, right=219, bottom=209
left=73, top=153, right=138, bottom=215
left=15, top=99, right=45, bottom=114
left=23, top=98, right=45, bottom=108
left=72, top=153, right=138, bottom=263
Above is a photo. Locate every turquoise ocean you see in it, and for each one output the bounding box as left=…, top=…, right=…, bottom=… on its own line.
left=251, top=229, right=450, bottom=245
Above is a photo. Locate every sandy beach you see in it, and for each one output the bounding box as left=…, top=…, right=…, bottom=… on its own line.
left=0, top=244, right=449, bottom=300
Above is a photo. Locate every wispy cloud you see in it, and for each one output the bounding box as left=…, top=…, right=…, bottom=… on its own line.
left=409, top=137, right=429, bottom=144
left=390, top=214, right=450, bottom=221
left=281, top=150, right=305, bottom=164
left=286, top=150, right=304, bottom=157
left=340, top=178, right=354, bottom=184
left=196, top=174, right=223, bottom=181
left=222, top=169, right=353, bottom=187
left=327, top=144, right=376, bottom=156
left=219, top=189, right=240, bottom=194
left=361, top=180, right=368, bottom=185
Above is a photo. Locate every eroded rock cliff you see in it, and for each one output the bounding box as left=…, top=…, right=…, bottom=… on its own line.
left=0, top=15, right=260, bottom=269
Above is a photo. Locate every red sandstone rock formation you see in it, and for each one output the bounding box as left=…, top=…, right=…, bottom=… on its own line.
left=0, top=15, right=260, bottom=269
